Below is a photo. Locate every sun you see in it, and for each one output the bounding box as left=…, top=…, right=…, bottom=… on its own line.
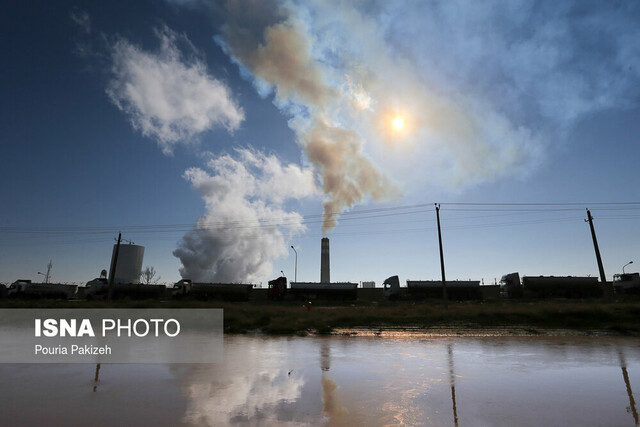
left=392, top=116, right=405, bottom=130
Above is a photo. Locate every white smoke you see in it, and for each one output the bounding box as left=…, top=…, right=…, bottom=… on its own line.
left=107, top=26, right=244, bottom=155
left=173, top=148, right=317, bottom=282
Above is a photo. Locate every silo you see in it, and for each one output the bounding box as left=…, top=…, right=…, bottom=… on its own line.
left=109, top=243, right=145, bottom=284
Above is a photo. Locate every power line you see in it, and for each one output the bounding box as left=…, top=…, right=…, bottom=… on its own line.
left=441, top=202, right=640, bottom=206
left=0, top=202, right=637, bottom=240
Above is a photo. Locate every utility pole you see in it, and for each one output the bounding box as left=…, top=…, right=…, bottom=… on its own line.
left=585, top=209, right=611, bottom=299
left=45, top=260, right=52, bottom=283
left=108, top=232, right=122, bottom=301
left=436, top=204, right=448, bottom=309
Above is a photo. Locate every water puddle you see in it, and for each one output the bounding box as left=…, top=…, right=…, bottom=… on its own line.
left=1, top=335, right=640, bottom=425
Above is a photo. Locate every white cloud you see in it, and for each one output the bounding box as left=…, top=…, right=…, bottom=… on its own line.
left=173, top=148, right=317, bottom=283
left=106, top=26, right=244, bottom=155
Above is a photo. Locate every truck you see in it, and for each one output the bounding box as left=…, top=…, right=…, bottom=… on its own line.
left=499, top=273, right=603, bottom=298
left=171, top=279, right=253, bottom=301
left=7, top=279, right=77, bottom=299
left=613, top=272, right=640, bottom=295
left=290, top=282, right=358, bottom=300
left=84, top=278, right=165, bottom=300
left=267, top=276, right=358, bottom=300
left=499, top=273, right=523, bottom=298
left=382, top=276, right=482, bottom=301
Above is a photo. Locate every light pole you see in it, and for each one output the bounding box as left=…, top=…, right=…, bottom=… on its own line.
left=38, top=260, right=52, bottom=284
left=623, top=261, right=634, bottom=274
left=290, top=246, right=298, bottom=283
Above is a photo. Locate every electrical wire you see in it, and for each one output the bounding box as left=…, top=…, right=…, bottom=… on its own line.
left=0, top=202, right=637, bottom=244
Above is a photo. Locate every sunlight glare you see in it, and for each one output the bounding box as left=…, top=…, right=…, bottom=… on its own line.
left=392, top=116, right=405, bottom=130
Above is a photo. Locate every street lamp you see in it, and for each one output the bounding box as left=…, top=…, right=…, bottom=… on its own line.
left=290, top=246, right=298, bottom=283
left=38, top=260, right=52, bottom=284
left=623, top=261, right=634, bottom=274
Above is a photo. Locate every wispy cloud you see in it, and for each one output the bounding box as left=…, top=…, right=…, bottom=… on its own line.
left=70, top=8, right=91, bottom=34
left=378, top=0, right=640, bottom=128
left=106, top=26, right=244, bottom=155
left=173, top=148, right=317, bottom=282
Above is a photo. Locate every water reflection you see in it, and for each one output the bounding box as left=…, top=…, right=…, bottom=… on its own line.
left=319, top=339, right=349, bottom=423
left=177, top=337, right=640, bottom=426
left=93, top=363, right=100, bottom=392
left=619, top=348, right=639, bottom=425
left=448, top=344, right=458, bottom=426
left=321, top=339, right=331, bottom=372
left=175, top=339, right=306, bottom=425
left=2, top=336, right=640, bottom=426
left=322, top=375, right=348, bottom=421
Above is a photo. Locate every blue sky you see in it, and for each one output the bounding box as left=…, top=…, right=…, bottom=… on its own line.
left=1, top=0, right=639, bottom=286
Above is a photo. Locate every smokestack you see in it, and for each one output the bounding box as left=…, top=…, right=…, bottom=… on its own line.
left=321, top=237, right=330, bottom=283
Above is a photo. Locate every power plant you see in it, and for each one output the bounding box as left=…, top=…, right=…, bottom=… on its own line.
left=5, top=235, right=640, bottom=302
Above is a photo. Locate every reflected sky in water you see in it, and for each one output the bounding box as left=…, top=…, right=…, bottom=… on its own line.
left=2, top=336, right=640, bottom=426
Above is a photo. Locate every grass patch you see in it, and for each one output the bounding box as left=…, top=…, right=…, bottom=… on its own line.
left=2, top=298, right=640, bottom=335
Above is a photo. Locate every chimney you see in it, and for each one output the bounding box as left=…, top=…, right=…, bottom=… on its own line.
left=321, top=237, right=330, bottom=283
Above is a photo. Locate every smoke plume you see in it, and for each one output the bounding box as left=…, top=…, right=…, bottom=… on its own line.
left=173, top=148, right=316, bottom=282
left=293, top=114, right=395, bottom=231
left=212, top=0, right=640, bottom=229
left=218, top=8, right=397, bottom=232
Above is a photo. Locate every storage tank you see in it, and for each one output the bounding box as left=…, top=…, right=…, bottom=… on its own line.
left=109, top=243, right=144, bottom=284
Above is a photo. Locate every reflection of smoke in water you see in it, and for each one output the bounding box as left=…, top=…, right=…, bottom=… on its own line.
left=322, top=374, right=348, bottom=420
left=173, top=339, right=306, bottom=425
